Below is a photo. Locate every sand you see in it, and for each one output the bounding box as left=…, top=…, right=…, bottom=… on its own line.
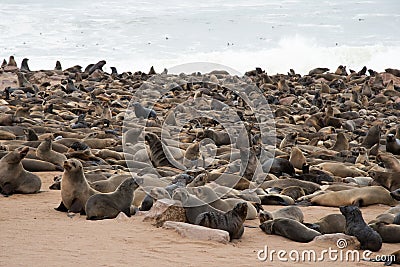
left=0, top=172, right=398, bottom=267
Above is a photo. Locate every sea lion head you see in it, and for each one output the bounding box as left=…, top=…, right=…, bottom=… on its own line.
left=259, top=220, right=274, bottom=234
left=259, top=210, right=273, bottom=224
left=63, top=159, right=82, bottom=173
left=118, top=178, right=139, bottom=193
left=387, top=134, right=397, bottom=144
left=233, top=202, right=248, bottom=220
left=390, top=189, right=400, bottom=201
left=339, top=205, right=361, bottom=220
left=172, top=188, right=189, bottom=203
left=2, top=146, right=30, bottom=164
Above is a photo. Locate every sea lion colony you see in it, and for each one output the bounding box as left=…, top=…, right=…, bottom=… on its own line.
left=1, top=57, right=400, bottom=252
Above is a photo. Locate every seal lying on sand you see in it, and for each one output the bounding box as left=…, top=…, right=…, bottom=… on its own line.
left=340, top=205, right=382, bottom=251
left=85, top=178, right=139, bottom=220
left=259, top=218, right=321, bottom=243
left=195, top=202, right=247, bottom=241
left=0, top=147, right=41, bottom=195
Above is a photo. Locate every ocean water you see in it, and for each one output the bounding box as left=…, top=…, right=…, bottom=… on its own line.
left=0, top=0, right=399, bottom=74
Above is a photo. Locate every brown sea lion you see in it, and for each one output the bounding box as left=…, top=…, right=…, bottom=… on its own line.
left=195, top=202, right=247, bottom=241
left=369, top=222, right=400, bottom=243
left=260, top=218, right=321, bottom=243
left=340, top=205, right=382, bottom=252
left=57, top=159, right=99, bottom=213
left=369, top=170, right=400, bottom=191
left=0, top=147, right=41, bottom=195
left=21, top=158, right=63, bottom=172
left=361, top=125, right=381, bottom=149
left=36, top=137, right=67, bottom=167
left=85, top=178, right=139, bottom=220
left=377, top=153, right=400, bottom=172
left=305, top=214, right=346, bottom=234
left=332, top=132, right=349, bottom=152
left=280, top=186, right=306, bottom=201
left=311, top=186, right=398, bottom=207
left=258, top=178, right=321, bottom=194
left=259, top=206, right=304, bottom=224
left=89, top=174, right=131, bottom=193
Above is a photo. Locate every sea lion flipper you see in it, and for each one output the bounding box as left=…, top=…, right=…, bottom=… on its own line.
left=69, top=199, right=84, bottom=213
left=351, top=198, right=362, bottom=207
left=55, top=201, right=68, bottom=212
left=122, top=208, right=131, bottom=217
left=1, top=183, right=14, bottom=196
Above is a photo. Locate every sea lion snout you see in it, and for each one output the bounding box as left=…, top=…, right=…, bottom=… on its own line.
left=63, top=160, right=71, bottom=170
left=19, top=146, right=30, bottom=158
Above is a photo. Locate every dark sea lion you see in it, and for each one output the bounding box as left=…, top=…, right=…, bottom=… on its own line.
left=305, top=214, right=346, bottom=234
left=340, top=205, right=382, bottom=251
left=361, top=125, right=381, bottom=149
left=386, top=134, right=400, bottom=155
left=20, top=58, right=30, bottom=72
left=369, top=222, right=400, bottom=243
left=259, top=218, right=321, bottom=243
left=58, top=159, right=99, bottom=213
left=172, top=188, right=223, bottom=224
left=280, top=186, right=305, bottom=200
left=311, top=186, right=398, bottom=207
left=332, top=132, right=349, bottom=152
left=369, top=170, right=400, bottom=191
left=262, top=158, right=295, bottom=176
left=391, top=189, right=400, bottom=201
left=85, top=178, right=139, bottom=220
left=0, top=147, right=41, bottom=195
left=195, top=202, right=247, bottom=241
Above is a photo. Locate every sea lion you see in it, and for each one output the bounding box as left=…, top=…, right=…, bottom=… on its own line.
left=258, top=178, right=321, bottom=195
left=311, top=186, right=398, bottom=207
left=340, top=205, right=382, bottom=251
left=57, top=159, right=99, bottom=213
left=259, top=218, right=321, bottom=243
left=391, top=189, right=400, bottom=201
left=191, top=186, right=257, bottom=219
left=377, top=153, right=400, bottom=172
left=361, top=125, right=381, bottom=149
left=259, top=206, right=304, bottom=224
left=85, top=178, right=139, bottom=220
left=280, top=186, right=305, bottom=200
left=89, top=174, right=131, bottom=193
left=21, top=158, right=63, bottom=172
left=369, top=170, right=400, bottom=191
left=315, top=162, right=366, bottom=177
left=279, top=132, right=297, bottom=149
left=0, top=147, right=41, bottom=195
left=386, top=134, right=400, bottom=155
left=369, top=222, right=400, bottom=243
left=172, top=188, right=223, bottom=224
left=289, top=146, right=306, bottom=170
left=305, top=214, right=346, bottom=234
left=195, top=202, right=247, bottom=241
left=36, top=137, right=67, bottom=167
left=262, top=158, right=295, bottom=176
left=332, top=132, right=349, bottom=152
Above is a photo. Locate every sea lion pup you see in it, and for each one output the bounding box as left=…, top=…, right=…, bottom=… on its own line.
left=197, top=129, right=231, bottom=146
left=369, top=222, right=400, bottom=243
left=304, top=214, right=346, bottom=234
left=56, top=159, right=99, bottom=213
left=368, top=170, right=400, bottom=191
left=172, top=188, right=223, bottom=224
left=296, top=164, right=333, bottom=184
left=340, top=205, right=382, bottom=251
left=259, top=218, right=321, bottom=243
left=386, top=134, right=400, bottom=155
left=144, top=132, right=186, bottom=170
left=0, top=147, right=41, bottom=196
left=355, top=147, right=369, bottom=165
left=331, top=132, right=349, bottom=152
left=279, top=132, right=297, bottom=149
left=85, top=178, right=139, bottom=220
left=36, top=136, right=67, bottom=167
left=311, top=186, right=398, bottom=207
left=289, top=146, right=306, bottom=170
left=258, top=206, right=304, bottom=224
left=262, top=158, right=295, bottom=176
left=377, top=153, right=400, bottom=172
left=195, top=202, right=247, bottom=241
left=361, top=124, right=381, bottom=149
left=280, top=186, right=305, bottom=200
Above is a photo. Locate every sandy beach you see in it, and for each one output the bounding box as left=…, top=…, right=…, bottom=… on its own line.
left=1, top=172, right=398, bottom=267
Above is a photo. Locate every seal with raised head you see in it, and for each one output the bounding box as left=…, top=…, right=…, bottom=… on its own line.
left=259, top=218, right=321, bottom=243
left=56, top=159, right=99, bottom=213
left=340, top=205, right=382, bottom=251
left=361, top=125, right=381, bottom=149
left=85, top=178, right=139, bottom=220
left=36, top=136, right=67, bottom=167
left=195, top=202, right=248, bottom=241
left=386, top=134, right=400, bottom=155
left=368, top=170, right=400, bottom=191
left=0, top=147, right=41, bottom=196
